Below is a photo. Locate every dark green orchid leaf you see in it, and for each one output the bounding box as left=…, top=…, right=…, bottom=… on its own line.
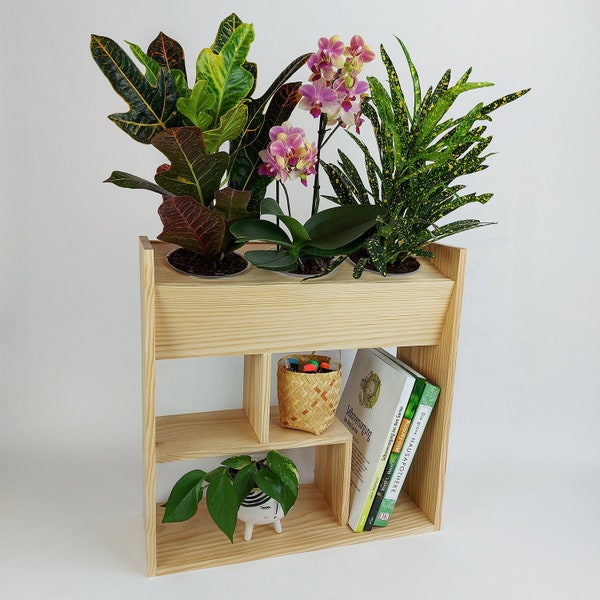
left=243, top=250, right=299, bottom=271
left=206, top=471, right=239, bottom=542
left=104, top=170, right=172, bottom=196
left=90, top=34, right=181, bottom=143
left=152, top=127, right=228, bottom=204
left=305, top=204, right=385, bottom=250
left=157, top=195, right=226, bottom=258
left=147, top=31, right=186, bottom=76
left=161, top=469, right=206, bottom=522
left=230, top=219, right=292, bottom=247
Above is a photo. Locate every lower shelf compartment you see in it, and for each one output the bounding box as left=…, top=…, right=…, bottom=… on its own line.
left=155, top=483, right=435, bottom=575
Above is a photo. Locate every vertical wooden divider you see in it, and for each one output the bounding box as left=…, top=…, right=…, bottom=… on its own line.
left=139, top=237, right=157, bottom=576
left=243, top=353, right=272, bottom=444
left=397, top=244, right=466, bottom=530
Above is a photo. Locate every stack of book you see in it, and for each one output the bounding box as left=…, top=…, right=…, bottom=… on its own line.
left=336, top=347, right=440, bottom=532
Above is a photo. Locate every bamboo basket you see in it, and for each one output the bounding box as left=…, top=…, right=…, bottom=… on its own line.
left=277, top=354, right=342, bottom=435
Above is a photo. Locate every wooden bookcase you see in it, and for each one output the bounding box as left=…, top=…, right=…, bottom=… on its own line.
left=139, top=237, right=466, bottom=576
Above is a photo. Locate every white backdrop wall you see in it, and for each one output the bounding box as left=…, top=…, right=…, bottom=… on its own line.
left=2, top=1, right=599, bottom=598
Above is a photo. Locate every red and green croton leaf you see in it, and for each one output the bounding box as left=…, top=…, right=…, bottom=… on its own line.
left=157, top=195, right=227, bottom=259
left=151, top=127, right=228, bottom=204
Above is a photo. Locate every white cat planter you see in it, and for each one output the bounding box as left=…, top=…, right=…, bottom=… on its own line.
left=237, top=490, right=284, bottom=541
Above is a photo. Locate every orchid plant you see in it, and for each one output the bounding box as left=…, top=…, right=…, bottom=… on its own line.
left=230, top=35, right=381, bottom=275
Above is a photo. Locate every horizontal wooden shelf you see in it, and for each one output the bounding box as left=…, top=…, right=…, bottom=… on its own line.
left=156, top=409, right=352, bottom=463
left=150, top=241, right=456, bottom=359
left=155, top=484, right=434, bottom=575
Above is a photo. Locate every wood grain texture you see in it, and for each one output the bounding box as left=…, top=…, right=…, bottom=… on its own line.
left=397, top=243, right=466, bottom=530
left=314, top=441, right=352, bottom=525
left=243, top=354, right=271, bottom=443
left=139, top=237, right=157, bottom=576
left=155, top=409, right=352, bottom=463
left=150, top=241, right=455, bottom=359
left=139, top=237, right=465, bottom=575
left=155, top=485, right=433, bottom=575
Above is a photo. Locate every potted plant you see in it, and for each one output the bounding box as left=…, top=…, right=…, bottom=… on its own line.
left=321, top=38, right=530, bottom=277
left=162, top=450, right=299, bottom=542
left=90, top=14, right=310, bottom=276
left=230, top=35, right=384, bottom=277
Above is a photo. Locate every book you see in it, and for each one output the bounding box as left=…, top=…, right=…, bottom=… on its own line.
left=362, top=349, right=428, bottom=531
left=336, top=348, right=416, bottom=532
left=372, top=377, right=440, bottom=527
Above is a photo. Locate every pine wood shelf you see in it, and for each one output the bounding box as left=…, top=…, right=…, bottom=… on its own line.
left=140, top=237, right=466, bottom=576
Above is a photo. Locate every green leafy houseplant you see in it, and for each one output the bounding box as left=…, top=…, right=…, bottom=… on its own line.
left=230, top=197, right=385, bottom=275
left=162, top=451, right=299, bottom=542
left=90, top=14, right=310, bottom=276
left=321, top=38, right=530, bottom=277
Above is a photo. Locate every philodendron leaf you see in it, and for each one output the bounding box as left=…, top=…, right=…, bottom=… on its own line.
left=90, top=35, right=181, bottom=143
left=206, top=470, right=240, bottom=542
left=255, top=467, right=297, bottom=516
left=232, top=463, right=258, bottom=503
left=196, top=23, right=255, bottom=123
left=157, top=195, right=226, bottom=258
left=152, top=127, right=228, bottom=204
left=104, top=170, right=172, bottom=196
left=265, top=451, right=298, bottom=515
left=176, top=80, right=215, bottom=130
left=147, top=31, right=187, bottom=76
left=161, top=469, right=206, bottom=522
left=221, top=455, right=253, bottom=470
left=213, top=186, right=253, bottom=224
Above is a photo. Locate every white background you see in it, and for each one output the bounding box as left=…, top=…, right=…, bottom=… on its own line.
left=2, top=1, right=599, bottom=598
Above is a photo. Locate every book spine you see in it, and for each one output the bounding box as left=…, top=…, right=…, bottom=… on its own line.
left=363, top=380, right=425, bottom=531
left=350, top=401, right=407, bottom=532
left=373, top=384, right=440, bottom=527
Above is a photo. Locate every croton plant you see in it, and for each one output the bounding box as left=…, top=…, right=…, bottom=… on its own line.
left=91, top=14, right=311, bottom=269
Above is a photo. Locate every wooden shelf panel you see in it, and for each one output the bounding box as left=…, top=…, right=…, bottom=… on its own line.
left=156, top=409, right=353, bottom=463
left=155, top=485, right=434, bottom=575
left=149, top=241, right=455, bottom=359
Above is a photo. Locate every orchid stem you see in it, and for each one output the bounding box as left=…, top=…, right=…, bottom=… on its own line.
left=311, top=113, right=329, bottom=216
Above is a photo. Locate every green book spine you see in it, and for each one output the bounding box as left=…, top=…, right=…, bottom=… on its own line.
left=363, top=378, right=425, bottom=531
left=373, top=383, right=440, bottom=527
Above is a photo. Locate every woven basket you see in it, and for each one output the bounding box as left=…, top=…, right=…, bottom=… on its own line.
left=277, top=354, right=343, bottom=435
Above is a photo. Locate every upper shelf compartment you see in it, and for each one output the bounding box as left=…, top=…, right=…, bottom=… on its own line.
left=141, top=239, right=458, bottom=360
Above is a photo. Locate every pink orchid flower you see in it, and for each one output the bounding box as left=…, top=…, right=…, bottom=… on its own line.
left=299, top=79, right=340, bottom=118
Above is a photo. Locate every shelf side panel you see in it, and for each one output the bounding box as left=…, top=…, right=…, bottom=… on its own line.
left=139, top=236, right=157, bottom=576
left=397, top=244, right=466, bottom=530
